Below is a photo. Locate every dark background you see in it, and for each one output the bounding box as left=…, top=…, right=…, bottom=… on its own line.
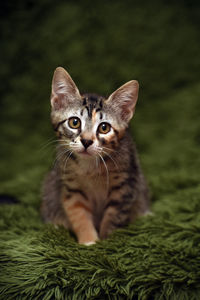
left=0, top=0, right=200, bottom=200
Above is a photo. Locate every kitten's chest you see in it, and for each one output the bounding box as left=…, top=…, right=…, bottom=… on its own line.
left=63, top=160, right=127, bottom=229
left=69, top=159, right=110, bottom=202
left=79, top=174, right=108, bottom=204
left=63, top=158, right=124, bottom=217
left=64, top=166, right=110, bottom=210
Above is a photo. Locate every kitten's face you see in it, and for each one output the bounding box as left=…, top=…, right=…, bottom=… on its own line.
left=50, top=67, right=139, bottom=158
left=54, top=94, right=125, bottom=157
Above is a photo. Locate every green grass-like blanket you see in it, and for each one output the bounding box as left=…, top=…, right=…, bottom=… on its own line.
left=1, top=1, right=200, bottom=299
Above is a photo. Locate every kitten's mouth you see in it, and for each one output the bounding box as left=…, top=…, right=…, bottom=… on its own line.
left=78, top=150, right=92, bottom=156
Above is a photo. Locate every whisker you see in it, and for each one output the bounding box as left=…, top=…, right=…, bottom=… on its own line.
left=101, top=146, right=116, bottom=153
left=102, top=146, right=124, bottom=160
left=101, top=150, right=119, bottom=170
left=63, top=151, right=73, bottom=171
left=95, top=146, right=119, bottom=170
left=70, top=145, right=81, bottom=149
left=94, top=155, right=101, bottom=183
left=38, top=138, right=59, bottom=152
left=57, top=141, right=74, bottom=147
left=95, top=156, right=97, bottom=169
left=53, top=149, right=72, bottom=169
left=38, top=139, right=72, bottom=160
left=98, top=153, right=109, bottom=189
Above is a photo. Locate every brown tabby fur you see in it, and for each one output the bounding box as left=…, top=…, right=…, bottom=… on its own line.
left=41, top=67, right=150, bottom=245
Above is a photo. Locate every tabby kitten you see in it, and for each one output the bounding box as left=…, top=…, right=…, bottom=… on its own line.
left=41, top=67, right=150, bottom=245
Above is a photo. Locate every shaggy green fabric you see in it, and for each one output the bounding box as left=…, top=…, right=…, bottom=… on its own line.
left=1, top=1, right=200, bottom=299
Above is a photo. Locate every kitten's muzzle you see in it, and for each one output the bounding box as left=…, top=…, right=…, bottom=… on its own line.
left=81, top=139, right=93, bottom=149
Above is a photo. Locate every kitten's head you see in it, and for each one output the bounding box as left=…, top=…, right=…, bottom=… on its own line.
left=50, top=67, right=139, bottom=158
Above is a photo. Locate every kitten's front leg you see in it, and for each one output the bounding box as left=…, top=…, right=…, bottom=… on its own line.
left=99, top=197, right=132, bottom=240
left=63, top=196, right=99, bottom=245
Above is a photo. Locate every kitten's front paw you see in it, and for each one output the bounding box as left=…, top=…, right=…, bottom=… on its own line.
left=78, top=232, right=99, bottom=245
left=83, top=241, right=96, bottom=246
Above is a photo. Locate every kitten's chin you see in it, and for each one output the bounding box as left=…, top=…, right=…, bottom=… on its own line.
left=77, top=150, right=95, bottom=158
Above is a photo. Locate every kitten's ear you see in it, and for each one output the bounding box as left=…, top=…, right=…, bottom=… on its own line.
left=51, top=67, right=81, bottom=110
left=107, top=80, right=139, bottom=123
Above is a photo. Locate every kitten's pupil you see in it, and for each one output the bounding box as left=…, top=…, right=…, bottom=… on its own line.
left=102, top=123, right=107, bottom=131
left=73, top=119, right=78, bottom=126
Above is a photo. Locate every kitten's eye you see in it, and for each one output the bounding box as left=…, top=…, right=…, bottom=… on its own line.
left=68, top=117, right=81, bottom=129
left=98, top=122, right=111, bottom=134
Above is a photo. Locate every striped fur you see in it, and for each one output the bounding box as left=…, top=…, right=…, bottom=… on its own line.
left=41, top=67, right=150, bottom=245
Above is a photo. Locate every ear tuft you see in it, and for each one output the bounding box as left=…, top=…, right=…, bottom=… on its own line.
left=51, top=67, right=81, bottom=110
left=107, top=80, right=139, bottom=123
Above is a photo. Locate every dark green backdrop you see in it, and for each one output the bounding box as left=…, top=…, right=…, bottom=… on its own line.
left=0, top=1, right=200, bottom=299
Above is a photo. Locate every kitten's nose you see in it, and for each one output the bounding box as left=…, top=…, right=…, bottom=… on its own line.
left=81, top=139, right=93, bottom=149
